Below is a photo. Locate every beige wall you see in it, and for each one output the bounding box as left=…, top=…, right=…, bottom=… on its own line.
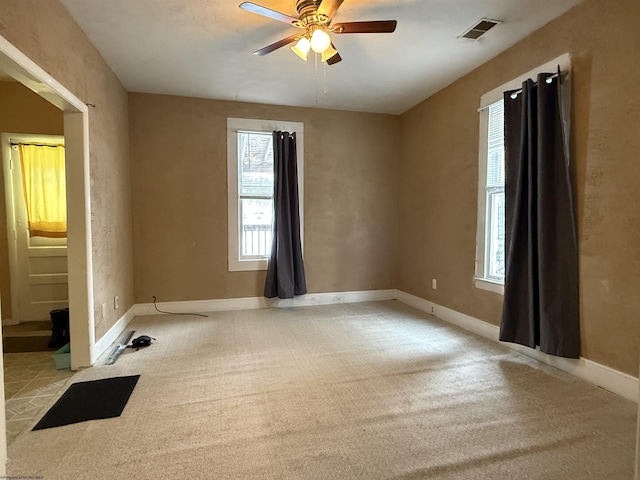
left=0, top=1, right=134, bottom=339
left=398, top=0, right=640, bottom=375
left=129, top=93, right=399, bottom=302
left=0, top=81, right=64, bottom=320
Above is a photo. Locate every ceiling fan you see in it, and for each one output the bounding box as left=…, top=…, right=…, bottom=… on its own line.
left=239, top=0, right=398, bottom=65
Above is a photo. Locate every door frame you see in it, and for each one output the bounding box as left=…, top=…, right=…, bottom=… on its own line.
left=0, top=35, right=95, bottom=369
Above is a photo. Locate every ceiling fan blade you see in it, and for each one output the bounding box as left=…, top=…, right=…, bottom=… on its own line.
left=317, top=0, right=345, bottom=20
left=239, top=2, right=299, bottom=25
left=254, top=35, right=299, bottom=56
left=327, top=53, right=342, bottom=65
left=333, top=20, right=397, bottom=34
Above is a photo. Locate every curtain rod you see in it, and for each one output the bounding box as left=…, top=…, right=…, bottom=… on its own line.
left=10, top=141, right=64, bottom=148
left=477, top=71, right=562, bottom=113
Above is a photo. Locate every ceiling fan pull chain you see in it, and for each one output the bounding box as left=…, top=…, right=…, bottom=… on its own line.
left=324, top=61, right=328, bottom=95
left=314, top=52, right=319, bottom=105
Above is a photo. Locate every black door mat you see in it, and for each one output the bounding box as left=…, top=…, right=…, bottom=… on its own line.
left=33, top=375, right=140, bottom=430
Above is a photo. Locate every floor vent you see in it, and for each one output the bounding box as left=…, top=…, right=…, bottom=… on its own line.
left=459, top=18, right=501, bottom=40
left=105, top=330, right=135, bottom=365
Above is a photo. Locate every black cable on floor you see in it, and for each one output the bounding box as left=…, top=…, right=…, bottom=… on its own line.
left=152, top=296, right=209, bottom=318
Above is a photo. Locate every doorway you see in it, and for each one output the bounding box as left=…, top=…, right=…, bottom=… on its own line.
left=0, top=35, right=94, bottom=369
left=2, top=134, right=69, bottom=329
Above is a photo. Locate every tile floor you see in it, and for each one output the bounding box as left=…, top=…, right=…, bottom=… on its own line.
left=3, top=352, right=75, bottom=444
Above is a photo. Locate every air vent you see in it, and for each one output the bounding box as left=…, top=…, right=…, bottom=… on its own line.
left=459, top=18, right=501, bottom=40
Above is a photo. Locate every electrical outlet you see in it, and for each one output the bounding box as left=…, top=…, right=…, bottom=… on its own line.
left=432, top=279, right=437, bottom=290
left=114, top=296, right=119, bottom=310
left=101, top=303, right=107, bottom=319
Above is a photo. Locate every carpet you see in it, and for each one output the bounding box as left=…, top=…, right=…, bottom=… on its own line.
left=32, top=375, right=140, bottom=430
left=7, top=302, right=636, bottom=479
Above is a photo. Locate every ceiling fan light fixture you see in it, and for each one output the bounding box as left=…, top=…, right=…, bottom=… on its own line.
left=320, top=44, right=338, bottom=63
left=310, top=28, right=331, bottom=53
left=291, top=36, right=311, bottom=60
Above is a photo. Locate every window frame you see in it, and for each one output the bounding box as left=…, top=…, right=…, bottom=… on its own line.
left=474, top=53, right=571, bottom=295
left=475, top=98, right=505, bottom=294
left=227, top=118, right=304, bottom=272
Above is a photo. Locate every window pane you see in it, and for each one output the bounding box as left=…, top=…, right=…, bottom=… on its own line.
left=240, top=198, right=273, bottom=258
left=487, top=100, right=504, bottom=188
left=487, top=190, right=505, bottom=279
left=238, top=132, right=273, bottom=197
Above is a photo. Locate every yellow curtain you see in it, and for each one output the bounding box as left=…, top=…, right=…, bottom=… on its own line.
left=19, top=144, right=67, bottom=238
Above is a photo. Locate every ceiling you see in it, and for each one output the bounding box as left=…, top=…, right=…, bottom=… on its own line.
left=57, top=0, right=584, bottom=115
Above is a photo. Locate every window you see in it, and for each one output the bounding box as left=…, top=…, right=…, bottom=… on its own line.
left=227, top=118, right=304, bottom=272
left=238, top=131, right=274, bottom=260
left=19, top=143, right=67, bottom=238
left=474, top=53, right=571, bottom=295
left=478, top=99, right=506, bottom=288
left=475, top=97, right=506, bottom=293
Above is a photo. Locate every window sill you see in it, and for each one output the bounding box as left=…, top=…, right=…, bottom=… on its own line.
left=229, top=259, right=268, bottom=272
left=474, top=277, right=504, bottom=295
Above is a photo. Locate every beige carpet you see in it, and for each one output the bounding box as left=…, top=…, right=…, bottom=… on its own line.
left=6, top=301, right=637, bottom=479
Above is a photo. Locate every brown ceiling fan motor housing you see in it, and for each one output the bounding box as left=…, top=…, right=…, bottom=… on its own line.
left=295, top=0, right=326, bottom=26
left=296, top=0, right=322, bottom=15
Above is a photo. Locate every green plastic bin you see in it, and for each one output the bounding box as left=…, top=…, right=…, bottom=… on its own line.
left=52, top=343, right=70, bottom=370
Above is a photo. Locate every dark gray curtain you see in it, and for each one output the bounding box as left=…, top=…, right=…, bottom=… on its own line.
left=499, top=72, right=580, bottom=358
left=264, top=131, right=307, bottom=299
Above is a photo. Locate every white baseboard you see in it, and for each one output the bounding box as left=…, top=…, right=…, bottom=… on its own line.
left=395, top=291, right=639, bottom=403
left=92, top=305, right=136, bottom=364
left=395, top=290, right=436, bottom=315
left=134, top=289, right=397, bottom=317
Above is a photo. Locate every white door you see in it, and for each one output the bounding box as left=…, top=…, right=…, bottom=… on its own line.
left=2, top=134, right=68, bottom=323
